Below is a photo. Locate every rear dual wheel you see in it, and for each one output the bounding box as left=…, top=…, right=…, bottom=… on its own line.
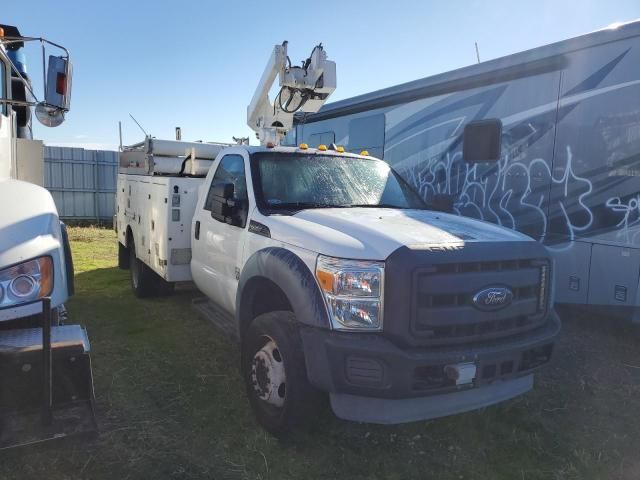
left=128, top=239, right=174, bottom=298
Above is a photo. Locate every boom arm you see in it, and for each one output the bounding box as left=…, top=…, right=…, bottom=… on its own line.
left=247, top=41, right=336, bottom=146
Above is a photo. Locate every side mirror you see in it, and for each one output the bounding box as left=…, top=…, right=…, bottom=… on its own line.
left=462, top=119, right=502, bottom=163
left=211, top=181, right=234, bottom=200
left=209, top=182, right=236, bottom=223
left=35, top=56, right=72, bottom=128
left=208, top=181, right=247, bottom=228
left=210, top=197, right=234, bottom=222
left=45, top=55, right=72, bottom=111
left=431, top=194, right=455, bottom=213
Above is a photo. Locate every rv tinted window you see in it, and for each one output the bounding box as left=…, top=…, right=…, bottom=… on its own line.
left=282, top=128, right=297, bottom=146
left=463, top=119, right=502, bottom=163
left=308, top=131, right=335, bottom=147
left=348, top=114, right=385, bottom=151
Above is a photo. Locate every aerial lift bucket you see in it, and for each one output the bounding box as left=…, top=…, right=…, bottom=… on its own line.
left=0, top=298, right=97, bottom=450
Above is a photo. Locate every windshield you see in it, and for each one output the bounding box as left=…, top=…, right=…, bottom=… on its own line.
left=251, top=152, right=428, bottom=211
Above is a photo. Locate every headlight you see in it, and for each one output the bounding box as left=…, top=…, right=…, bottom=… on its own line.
left=0, top=256, right=53, bottom=308
left=316, top=255, right=384, bottom=331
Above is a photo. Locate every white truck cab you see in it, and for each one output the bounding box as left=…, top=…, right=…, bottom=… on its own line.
left=117, top=41, right=560, bottom=436
left=117, top=140, right=560, bottom=435
left=0, top=24, right=96, bottom=449
left=0, top=24, right=73, bottom=326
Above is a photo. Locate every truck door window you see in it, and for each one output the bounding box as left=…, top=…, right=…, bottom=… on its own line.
left=204, top=154, right=249, bottom=226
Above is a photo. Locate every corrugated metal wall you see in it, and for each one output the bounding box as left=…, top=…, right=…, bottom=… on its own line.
left=44, top=146, right=118, bottom=222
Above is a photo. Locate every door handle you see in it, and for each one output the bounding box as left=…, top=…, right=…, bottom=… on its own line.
left=195, top=221, right=200, bottom=240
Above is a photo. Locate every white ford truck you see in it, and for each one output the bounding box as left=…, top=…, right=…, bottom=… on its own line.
left=116, top=42, right=560, bottom=436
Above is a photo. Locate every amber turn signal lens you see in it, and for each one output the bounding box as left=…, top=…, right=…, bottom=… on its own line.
left=37, top=256, right=54, bottom=297
left=316, top=269, right=334, bottom=293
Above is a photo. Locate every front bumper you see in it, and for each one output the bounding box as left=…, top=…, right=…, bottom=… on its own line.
left=300, top=310, right=560, bottom=423
left=0, top=302, right=45, bottom=323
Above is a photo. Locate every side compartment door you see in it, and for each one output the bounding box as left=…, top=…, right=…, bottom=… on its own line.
left=191, top=153, right=250, bottom=313
left=124, top=177, right=138, bottom=245
left=139, top=179, right=152, bottom=265
left=116, top=174, right=127, bottom=243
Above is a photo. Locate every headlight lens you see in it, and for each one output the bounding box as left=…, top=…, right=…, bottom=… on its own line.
left=0, top=257, right=53, bottom=307
left=316, top=255, right=384, bottom=331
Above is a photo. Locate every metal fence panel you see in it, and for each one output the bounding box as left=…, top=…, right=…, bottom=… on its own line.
left=44, top=146, right=119, bottom=222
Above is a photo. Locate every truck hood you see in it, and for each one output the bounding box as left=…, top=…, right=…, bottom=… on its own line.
left=0, top=179, right=60, bottom=263
left=266, top=208, right=532, bottom=260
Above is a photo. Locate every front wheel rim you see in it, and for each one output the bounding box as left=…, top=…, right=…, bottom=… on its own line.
left=250, top=336, right=286, bottom=408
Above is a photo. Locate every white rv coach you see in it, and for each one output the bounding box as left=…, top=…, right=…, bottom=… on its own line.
left=117, top=41, right=560, bottom=436
left=289, top=20, right=640, bottom=320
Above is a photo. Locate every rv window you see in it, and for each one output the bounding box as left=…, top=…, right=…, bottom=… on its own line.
left=348, top=114, right=385, bottom=151
left=463, top=119, right=502, bottom=163
left=308, top=131, right=335, bottom=147
left=282, top=128, right=297, bottom=146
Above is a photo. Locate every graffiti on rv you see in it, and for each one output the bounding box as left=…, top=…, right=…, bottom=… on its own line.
left=605, top=195, right=640, bottom=244
left=400, top=138, right=640, bottom=249
left=399, top=144, right=604, bottom=249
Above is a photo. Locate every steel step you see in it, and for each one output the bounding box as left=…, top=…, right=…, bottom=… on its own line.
left=0, top=323, right=97, bottom=450
left=192, top=297, right=238, bottom=340
left=0, top=325, right=90, bottom=355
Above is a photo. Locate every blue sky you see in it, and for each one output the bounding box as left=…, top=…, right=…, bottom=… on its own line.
left=4, top=0, right=640, bottom=150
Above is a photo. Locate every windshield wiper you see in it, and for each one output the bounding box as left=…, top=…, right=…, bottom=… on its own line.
left=267, top=202, right=425, bottom=212
left=346, top=203, right=415, bottom=209
left=267, top=202, right=348, bottom=211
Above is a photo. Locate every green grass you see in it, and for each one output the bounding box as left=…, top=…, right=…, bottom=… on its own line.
left=2, top=226, right=640, bottom=479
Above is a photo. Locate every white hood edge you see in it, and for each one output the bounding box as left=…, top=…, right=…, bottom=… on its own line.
left=264, top=207, right=533, bottom=260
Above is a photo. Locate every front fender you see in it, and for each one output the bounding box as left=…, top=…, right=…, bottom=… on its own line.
left=236, top=247, right=329, bottom=336
left=0, top=180, right=68, bottom=318
left=60, top=222, right=75, bottom=296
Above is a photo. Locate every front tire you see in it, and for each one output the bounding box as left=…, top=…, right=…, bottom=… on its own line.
left=241, top=311, right=324, bottom=437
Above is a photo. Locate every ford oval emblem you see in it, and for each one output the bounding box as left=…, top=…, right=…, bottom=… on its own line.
left=472, top=287, right=513, bottom=311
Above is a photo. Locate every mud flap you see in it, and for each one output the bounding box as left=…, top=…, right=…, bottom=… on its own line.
left=0, top=299, right=97, bottom=450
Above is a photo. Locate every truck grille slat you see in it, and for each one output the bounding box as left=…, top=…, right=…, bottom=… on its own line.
left=412, top=259, right=548, bottom=345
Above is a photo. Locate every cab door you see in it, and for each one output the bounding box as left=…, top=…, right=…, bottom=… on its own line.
left=191, top=153, right=250, bottom=314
